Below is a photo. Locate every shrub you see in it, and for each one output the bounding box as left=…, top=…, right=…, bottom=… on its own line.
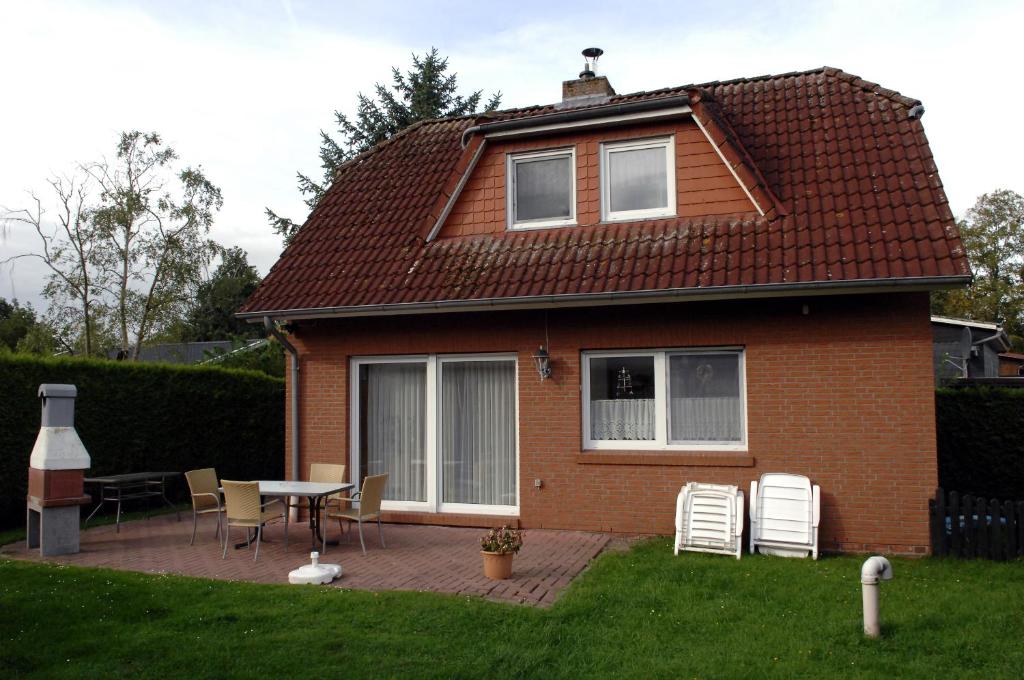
left=0, top=354, right=284, bottom=529
left=936, top=386, right=1024, bottom=500
left=480, top=526, right=523, bottom=554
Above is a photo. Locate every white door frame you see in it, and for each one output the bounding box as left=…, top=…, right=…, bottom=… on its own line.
left=349, top=353, right=519, bottom=516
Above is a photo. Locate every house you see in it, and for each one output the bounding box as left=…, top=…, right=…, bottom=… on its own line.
left=240, top=57, right=971, bottom=555
left=999, top=353, right=1024, bottom=377
left=931, top=316, right=1011, bottom=383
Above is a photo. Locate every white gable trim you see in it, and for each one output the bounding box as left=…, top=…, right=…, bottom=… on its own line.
left=690, top=115, right=766, bottom=217
left=425, top=139, right=489, bottom=243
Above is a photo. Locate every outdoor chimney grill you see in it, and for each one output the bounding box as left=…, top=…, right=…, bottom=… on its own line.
left=26, top=384, right=91, bottom=556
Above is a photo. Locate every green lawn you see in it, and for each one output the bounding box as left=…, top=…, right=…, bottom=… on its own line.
left=1, top=540, right=1022, bottom=679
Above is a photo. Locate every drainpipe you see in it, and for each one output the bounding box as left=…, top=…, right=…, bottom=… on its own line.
left=265, top=316, right=300, bottom=521
left=861, top=556, right=893, bottom=638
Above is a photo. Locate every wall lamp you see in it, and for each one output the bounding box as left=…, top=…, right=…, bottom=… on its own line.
left=532, top=345, right=552, bottom=380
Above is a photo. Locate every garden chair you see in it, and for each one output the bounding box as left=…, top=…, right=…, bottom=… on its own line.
left=749, top=473, right=820, bottom=559
left=674, top=482, right=744, bottom=559
left=185, top=468, right=224, bottom=547
left=323, top=473, right=388, bottom=555
left=220, top=480, right=288, bottom=561
left=287, top=463, right=347, bottom=518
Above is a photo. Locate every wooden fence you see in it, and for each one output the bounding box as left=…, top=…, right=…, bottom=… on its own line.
left=929, top=488, right=1024, bottom=559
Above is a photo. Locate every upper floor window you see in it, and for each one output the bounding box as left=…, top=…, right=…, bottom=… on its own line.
left=601, top=136, right=676, bottom=222
left=507, top=147, right=576, bottom=229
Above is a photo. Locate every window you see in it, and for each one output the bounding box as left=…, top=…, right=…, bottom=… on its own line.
left=582, top=349, right=746, bottom=450
left=601, top=136, right=676, bottom=221
left=352, top=354, right=518, bottom=515
left=507, top=148, right=576, bottom=229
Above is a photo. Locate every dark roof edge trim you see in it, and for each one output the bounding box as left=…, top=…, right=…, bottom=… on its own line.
left=461, top=94, right=693, bottom=148
left=239, top=275, right=971, bottom=321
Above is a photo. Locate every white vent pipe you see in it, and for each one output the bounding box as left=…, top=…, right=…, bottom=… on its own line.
left=861, top=556, right=893, bottom=638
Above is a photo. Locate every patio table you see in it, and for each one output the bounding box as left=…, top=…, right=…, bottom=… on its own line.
left=83, top=472, right=181, bottom=533
left=224, top=480, right=354, bottom=551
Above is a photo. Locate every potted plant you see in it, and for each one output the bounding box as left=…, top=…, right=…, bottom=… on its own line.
left=480, top=525, right=523, bottom=579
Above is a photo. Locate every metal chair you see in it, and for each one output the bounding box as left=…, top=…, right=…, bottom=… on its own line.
left=221, top=480, right=288, bottom=561
left=185, top=468, right=224, bottom=547
left=324, top=473, right=388, bottom=555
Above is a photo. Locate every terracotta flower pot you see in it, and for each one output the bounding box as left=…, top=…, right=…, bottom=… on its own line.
left=481, top=550, right=514, bottom=580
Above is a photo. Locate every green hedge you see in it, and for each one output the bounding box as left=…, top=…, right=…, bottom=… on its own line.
left=936, top=387, right=1024, bottom=501
left=0, top=354, right=284, bottom=529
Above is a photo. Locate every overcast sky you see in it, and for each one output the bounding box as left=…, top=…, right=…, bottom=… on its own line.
left=2, top=0, right=1022, bottom=311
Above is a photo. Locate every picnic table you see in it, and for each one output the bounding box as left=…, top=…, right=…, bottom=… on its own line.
left=84, top=472, right=181, bottom=532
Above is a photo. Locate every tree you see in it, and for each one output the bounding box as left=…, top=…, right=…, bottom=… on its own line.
left=174, top=247, right=262, bottom=341
left=0, top=298, right=57, bottom=355
left=267, top=48, right=502, bottom=244
left=1, top=173, right=106, bottom=354
left=932, top=189, right=1024, bottom=348
left=88, top=131, right=223, bottom=359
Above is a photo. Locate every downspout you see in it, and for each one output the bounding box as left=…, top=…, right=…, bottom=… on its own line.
left=265, top=316, right=300, bottom=520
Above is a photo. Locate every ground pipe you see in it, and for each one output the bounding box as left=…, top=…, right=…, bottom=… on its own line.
left=861, top=556, right=893, bottom=638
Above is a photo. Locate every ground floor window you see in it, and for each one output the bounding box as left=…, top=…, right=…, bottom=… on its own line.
left=352, top=354, right=518, bottom=515
left=582, top=348, right=746, bottom=451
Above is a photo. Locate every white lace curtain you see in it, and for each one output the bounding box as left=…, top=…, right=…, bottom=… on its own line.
left=365, top=363, right=426, bottom=502
left=590, top=399, right=656, bottom=440
left=441, top=360, right=517, bottom=506
left=515, top=156, right=572, bottom=221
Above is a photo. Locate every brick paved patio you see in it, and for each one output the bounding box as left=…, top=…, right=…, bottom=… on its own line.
left=1, top=513, right=610, bottom=606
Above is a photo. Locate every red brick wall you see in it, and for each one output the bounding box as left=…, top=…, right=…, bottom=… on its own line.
left=437, top=119, right=755, bottom=238
left=284, top=292, right=937, bottom=555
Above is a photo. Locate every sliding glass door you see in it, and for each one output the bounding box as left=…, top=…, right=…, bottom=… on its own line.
left=352, top=354, right=518, bottom=515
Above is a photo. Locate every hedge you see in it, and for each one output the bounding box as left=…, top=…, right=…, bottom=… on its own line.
left=936, top=387, right=1024, bottom=501
left=0, top=354, right=284, bottom=529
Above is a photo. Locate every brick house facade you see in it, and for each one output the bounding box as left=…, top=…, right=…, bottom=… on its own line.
left=242, top=64, right=970, bottom=555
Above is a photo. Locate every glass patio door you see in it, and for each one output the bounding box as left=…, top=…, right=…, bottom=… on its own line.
left=352, top=354, right=518, bottom=515
left=439, top=358, right=517, bottom=512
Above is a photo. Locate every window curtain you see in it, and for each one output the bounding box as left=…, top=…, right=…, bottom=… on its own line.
left=668, top=355, right=742, bottom=442
left=515, top=156, right=571, bottom=221
left=364, top=363, right=427, bottom=501
left=441, top=360, right=517, bottom=506
left=590, top=399, right=656, bottom=440
left=608, top=146, right=668, bottom=212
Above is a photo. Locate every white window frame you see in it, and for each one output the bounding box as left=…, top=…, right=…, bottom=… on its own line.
left=350, top=353, right=519, bottom=516
left=600, top=136, right=677, bottom=222
left=581, top=347, right=747, bottom=451
left=506, top=147, right=577, bottom=230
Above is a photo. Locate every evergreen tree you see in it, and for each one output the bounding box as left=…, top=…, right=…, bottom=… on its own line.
left=177, top=247, right=262, bottom=341
left=267, top=48, right=501, bottom=245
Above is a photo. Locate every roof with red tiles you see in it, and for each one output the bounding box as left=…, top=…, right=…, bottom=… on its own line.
left=240, top=66, right=971, bottom=318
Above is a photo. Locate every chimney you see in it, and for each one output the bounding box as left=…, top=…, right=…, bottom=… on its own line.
left=559, top=47, right=615, bottom=108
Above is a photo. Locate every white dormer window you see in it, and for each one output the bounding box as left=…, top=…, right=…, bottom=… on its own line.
left=600, top=136, right=676, bottom=222
left=507, top=148, right=576, bottom=229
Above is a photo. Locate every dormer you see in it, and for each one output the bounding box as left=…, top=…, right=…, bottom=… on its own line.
left=427, top=49, right=779, bottom=242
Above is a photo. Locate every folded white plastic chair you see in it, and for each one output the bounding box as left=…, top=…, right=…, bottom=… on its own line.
left=674, top=482, right=744, bottom=559
left=749, top=473, right=820, bottom=559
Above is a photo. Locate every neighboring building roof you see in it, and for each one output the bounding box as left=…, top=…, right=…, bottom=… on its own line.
left=930, top=316, right=1002, bottom=332
left=1000, top=353, right=1024, bottom=362
left=107, top=341, right=235, bottom=364
left=241, top=66, right=971, bottom=320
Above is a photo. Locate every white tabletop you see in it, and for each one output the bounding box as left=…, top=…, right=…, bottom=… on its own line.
left=254, top=481, right=353, bottom=497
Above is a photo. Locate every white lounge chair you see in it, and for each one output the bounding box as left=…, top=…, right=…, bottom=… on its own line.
left=674, top=482, right=744, bottom=559
left=749, top=473, right=820, bottom=559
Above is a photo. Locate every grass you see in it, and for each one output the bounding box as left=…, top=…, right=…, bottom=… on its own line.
left=1, top=539, right=1022, bottom=679
left=0, top=503, right=190, bottom=547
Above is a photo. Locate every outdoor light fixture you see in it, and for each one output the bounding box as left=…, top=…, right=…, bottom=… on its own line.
left=532, top=345, right=552, bottom=380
